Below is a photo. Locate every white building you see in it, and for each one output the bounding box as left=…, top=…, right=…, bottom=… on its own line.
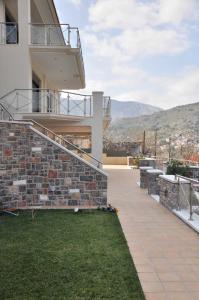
left=0, top=0, right=111, bottom=166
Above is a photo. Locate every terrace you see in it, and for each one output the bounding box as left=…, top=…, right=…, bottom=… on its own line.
left=106, top=165, right=199, bottom=300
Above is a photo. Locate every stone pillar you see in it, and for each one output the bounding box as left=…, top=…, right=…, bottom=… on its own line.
left=91, top=91, right=103, bottom=167
left=140, top=166, right=153, bottom=189
left=147, top=169, right=163, bottom=195
left=159, top=175, right=190, bottom=210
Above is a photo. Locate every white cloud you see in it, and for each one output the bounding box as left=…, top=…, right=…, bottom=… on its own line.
left=159, top=0, right=199, bottom=24
left=89, top=0, right=199, bottom=30
left=69, top=0, right=199, bottom=110
left=114, top=67, right=199, bottom=109
left=85, top=0, right=194, bottom=63
left=68, top=0, right=81, bottom=7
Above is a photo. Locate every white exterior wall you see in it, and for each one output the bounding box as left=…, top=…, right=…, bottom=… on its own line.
left=0, top=0, right=60, bottom=113
left=0, top=0, right=32, bottom=112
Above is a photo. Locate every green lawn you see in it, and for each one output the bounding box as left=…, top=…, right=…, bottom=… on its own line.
left=0, top=210, right=145, bottom=300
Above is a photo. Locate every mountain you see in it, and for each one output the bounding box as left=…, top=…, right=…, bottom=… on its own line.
left=111, top=100, right=162, bottom=120
left=106, top=102, right=199, bottom=144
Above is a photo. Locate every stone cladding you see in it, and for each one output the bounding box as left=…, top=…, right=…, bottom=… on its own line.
left=0, top=121, right=107, bottom=209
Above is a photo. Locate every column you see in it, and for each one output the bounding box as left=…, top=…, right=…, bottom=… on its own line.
left=91, top=91, right=104, bottom=167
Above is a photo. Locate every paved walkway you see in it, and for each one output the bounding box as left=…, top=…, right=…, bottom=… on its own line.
left=105, top=166, right=199, bottom=300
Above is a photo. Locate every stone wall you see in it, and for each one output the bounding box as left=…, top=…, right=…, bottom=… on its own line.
left=147, top=170, right=163, bottom=195
left=0, top=121, right=107, bottom=209
left=159, top=176, right=190, bottom=210
left=140, top=167, right=153, bottom=189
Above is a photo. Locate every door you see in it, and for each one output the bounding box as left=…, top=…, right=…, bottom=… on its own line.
left=32, top=74, right=41, bottom=113
left=5, top=9, right=18, bottom=44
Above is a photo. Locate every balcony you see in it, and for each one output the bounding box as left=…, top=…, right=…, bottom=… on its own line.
left=0, top=22, right=18, bottom=44
left=29, top=24, right=85, bottom=89
left=0, top=89, right=111, bottom=124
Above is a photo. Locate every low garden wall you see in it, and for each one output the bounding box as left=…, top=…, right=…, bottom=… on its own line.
left=147, top=169, right=163, bottom=195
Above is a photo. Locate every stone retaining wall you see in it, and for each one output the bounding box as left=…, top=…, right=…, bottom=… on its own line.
left=0, top=121, right=107, bottom=209
left=147, top=169, right=163, bottom=195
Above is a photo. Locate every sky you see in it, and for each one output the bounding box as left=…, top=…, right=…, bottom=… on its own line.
left=54, top=0, right=199, bottom=109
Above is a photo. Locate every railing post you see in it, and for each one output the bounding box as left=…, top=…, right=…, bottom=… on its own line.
left=67, top=93, right=70, bottom=114
left=177, top=176, right=180, bottom=211
left=67, top=25, right=70, bottom=45
left=16, top=91, right=19, bottom=111
left=90, top=96, right=92, bottom=116
left=84, top=97, right=86, bottom=116
left=189, top=183, right=193, bottom=221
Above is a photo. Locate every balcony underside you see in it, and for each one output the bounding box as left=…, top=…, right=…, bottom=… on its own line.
left=30, top=47, right=85, bottom=89
left=19, top=112, right=110, bottom=134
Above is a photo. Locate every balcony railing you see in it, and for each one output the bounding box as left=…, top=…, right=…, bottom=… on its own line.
left=0, top=103, right=14, bottom=121
left=0, top=89, right=111, bottom=119
left=30, top=23, right=85, bottom=77
left=0, top=22, right=18, bottom=44
left=30, top=23, right=82, bottom=48
left=103, top=96, right=111, bottom=118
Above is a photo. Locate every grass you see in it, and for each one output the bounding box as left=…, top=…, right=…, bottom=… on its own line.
left=0, top=210, right=145, bottom=300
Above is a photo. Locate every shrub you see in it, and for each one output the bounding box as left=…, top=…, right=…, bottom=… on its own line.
left=166, top=159, right=190, bottom=176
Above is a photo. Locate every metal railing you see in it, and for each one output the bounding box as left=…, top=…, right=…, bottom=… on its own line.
left=30, top=23, right=85, bottom=75
left=176, top=174, right=199, bottom=220
left=0, top=102, right=102, bottom=167
left=24, top=119, right=102, bottom=168
left=0, top=22, right=18, bottom=44
left=103, top=96, right=111, bottom=118
left=0, top=89, right=111, bottom=119
left=0, top=103, right=14, bottom=121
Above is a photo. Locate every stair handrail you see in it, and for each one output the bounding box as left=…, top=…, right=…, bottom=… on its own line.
left=24, top=119, right=102, bottom=168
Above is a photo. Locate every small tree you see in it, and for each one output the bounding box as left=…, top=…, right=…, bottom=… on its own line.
left=166, top=159, right=190, bottom=176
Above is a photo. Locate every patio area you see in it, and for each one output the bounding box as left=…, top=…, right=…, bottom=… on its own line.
left=105, top=166, right=199, bottom=300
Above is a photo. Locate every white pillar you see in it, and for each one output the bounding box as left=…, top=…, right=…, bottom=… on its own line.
left=0, top=0, right=5, bottom=23
left=18, top=0, right=31, bottom=46
left=91, top=91, right=104, bottom=167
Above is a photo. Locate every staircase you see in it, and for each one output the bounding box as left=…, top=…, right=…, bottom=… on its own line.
left=0, top=103, right=102, bottom=168
left=0, top=103, right=107, bottom=210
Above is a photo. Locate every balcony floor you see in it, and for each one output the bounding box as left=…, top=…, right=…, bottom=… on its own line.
left=104, top=166, right=199, bottom=300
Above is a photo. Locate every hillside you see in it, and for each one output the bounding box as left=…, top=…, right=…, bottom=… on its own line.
left=106, top=102, right=199, bottom=145
left=111, top=100, right=162, bottom=120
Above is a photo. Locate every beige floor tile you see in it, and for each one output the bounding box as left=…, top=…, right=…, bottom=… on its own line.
left=136, top=264, right=155, bottom=273
left=107, top=168, right=199, bottom=299
left=184, top=281, right=199, bottom=291
left=141, top=281, right=164, bottom=292
left=180, top=272, right=199, bottom=281
left=162, top=282, right=186, bottom=292
left=145, top=292, right=168, bottom=300
left=138, top=272, right=160, bottom=282
left=158, top=272, right=181, bottom=282
left=166, top=292, right=195, bottom=300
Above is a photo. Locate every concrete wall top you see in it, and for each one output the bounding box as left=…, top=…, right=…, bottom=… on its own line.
left=159, top=175, right=190, bottom=184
